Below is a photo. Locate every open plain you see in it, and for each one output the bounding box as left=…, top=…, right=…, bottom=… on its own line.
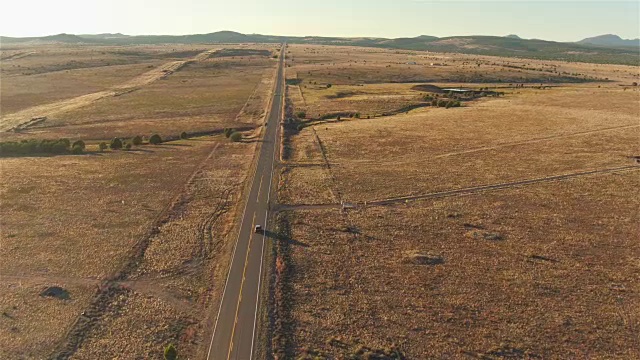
left=0, top=42, right=278, bottom=359
left=272, top=44, right=640, bottom=359
left=1, top=37, right=639, bottom=360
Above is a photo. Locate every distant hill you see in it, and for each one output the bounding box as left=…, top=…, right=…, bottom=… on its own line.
left=578, top=34, right=639, bottom=47
left=1, top=31, right=638, bottom=65
left=505, top=34, right=521, bottom=39
left=78, top=33, right=130, bottom=39
left=1, top=33, right=87, bottom=44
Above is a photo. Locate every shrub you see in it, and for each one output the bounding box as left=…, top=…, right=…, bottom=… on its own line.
left=224, top=128, right=234, bottom=138
left=354, top=113, right=360, bottom=118
left=437, top=100, right=448, bottom=107
left=296, top=124, right=305, bottom=131
left=71, top=144, right=83, bottom=154
left=295, top=111, right=306, bottom=119
left=164, top=344, right=177, bottom=360
left=445, top=101, right=454, bottom=109
left=180, top=132, right=188, bottom=139
left=326, top=84, right=332, bottom=88
left=124, top=143, right=132, bottom=150
left=99, top=142, right=108, bottom=152
left=72, top=140, right=85, bottom=150
left=110, top=138, right=123, bottom=150
left=431, top=99, right=438, bottom=106
left=454, top=101, right=461, bottom=107
left=230, top=132, right=242, bottom=142
left=132, top=135, right=143, bottom=146
left=38, top=139, right=69, bottom=154
left=336, top=115, right=341, bottom=121
left=149, top=134, right=162, bottom=145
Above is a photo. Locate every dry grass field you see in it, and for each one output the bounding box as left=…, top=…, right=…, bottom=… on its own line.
left=273, top=44, right=640, bottom=359
left=284, top=44, right=639, bottom=121
left=287, top=86, right=639, bottom=203
left=0, top=43, right=277, bottom=358
left=1, top=44, right=213, bottom=115
left=1, top=44, right=276, bottom=138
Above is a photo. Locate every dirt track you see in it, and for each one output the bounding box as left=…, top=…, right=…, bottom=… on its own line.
left=0, top=49, right=217, bottom=132
left=277, top=164, right=639, bottom=210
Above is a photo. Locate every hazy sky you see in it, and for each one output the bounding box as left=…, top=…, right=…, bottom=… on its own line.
left=1, top=1, right=638, bottom=41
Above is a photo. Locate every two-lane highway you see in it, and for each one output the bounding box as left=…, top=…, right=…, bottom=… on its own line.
left=206, top=44, right=285, bottom=360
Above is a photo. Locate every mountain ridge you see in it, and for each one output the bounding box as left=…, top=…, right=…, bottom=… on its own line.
left=577, top=34, right=639, bottom=47
left=1, top=31, right=638, bottom=66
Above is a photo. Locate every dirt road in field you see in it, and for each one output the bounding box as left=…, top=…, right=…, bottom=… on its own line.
left=0, top=49, right=217, bottom=132
left=278, top=164, right=640, bottom=211
left=206, top=45, right=285, bottom=360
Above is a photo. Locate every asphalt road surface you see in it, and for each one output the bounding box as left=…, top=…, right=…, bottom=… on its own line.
left=206, top=44, right=285, bottom=360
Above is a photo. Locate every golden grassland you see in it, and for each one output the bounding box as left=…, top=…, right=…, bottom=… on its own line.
left=286, top=86, right=639, bottom=203
left=0, top=43, right=277, bottom=358
left=285, top=171, right=639, bottom=358
left=1, top=47, right=276, bottom=140
left=275, top=44, right=640, bottom=358
left=284, top=43, right=639, bottom=121
left=0, top=44, right=215, bottom=114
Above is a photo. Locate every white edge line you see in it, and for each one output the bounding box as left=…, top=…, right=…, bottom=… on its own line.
left=249, top=44, right=285, bottom=360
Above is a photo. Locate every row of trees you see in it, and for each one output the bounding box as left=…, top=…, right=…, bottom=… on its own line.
left=106, top=134, right=163, bottom=151
left=0, top=133, right=168, bottom=157
left=0, top=138, right=86, bottom=156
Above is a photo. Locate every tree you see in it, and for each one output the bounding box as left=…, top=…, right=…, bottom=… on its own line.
left=110, top=138, right=123, bottom=150
left=230, top=132, right=242, bottom=142
left=132, top=135, right=143, bottom=146
left=180, top=132, right=188, bottom=139
left=72, top=140, right=85, bottom=150
left=164, top=344, right=177, bottom=360
left=99, top=142, right=108, bottom=152
left=71, top=144, right=83, bottom=154
left=149, top=134, right=162, bottom=145
left=295, top=111, right=306, bottom=119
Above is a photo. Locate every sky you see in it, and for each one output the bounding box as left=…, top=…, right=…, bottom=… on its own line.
left=1, top=0, right=638, bottom=42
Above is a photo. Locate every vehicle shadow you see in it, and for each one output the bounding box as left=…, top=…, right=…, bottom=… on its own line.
left=263, top=230, right=309, bottom=247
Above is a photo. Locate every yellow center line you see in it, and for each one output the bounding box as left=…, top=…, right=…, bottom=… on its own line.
left=226, top=213, right=257, bottom=360
left=256, top=175, right=264, bottom=202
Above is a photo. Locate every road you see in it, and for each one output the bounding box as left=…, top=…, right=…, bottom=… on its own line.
left=206, top=44, right=285, bottom=360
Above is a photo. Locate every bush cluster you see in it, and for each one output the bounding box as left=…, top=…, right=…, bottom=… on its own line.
left=0, top=138, right=73, bottom=156
left=149, top=134, right=162, bottom=145
left=110, top=138, right=123, bottom=150
left=230, top=131, right=242, bottom=142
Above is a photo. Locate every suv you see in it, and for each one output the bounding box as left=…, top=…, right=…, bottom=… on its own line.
left=254, top=225, right=263, bottom=233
